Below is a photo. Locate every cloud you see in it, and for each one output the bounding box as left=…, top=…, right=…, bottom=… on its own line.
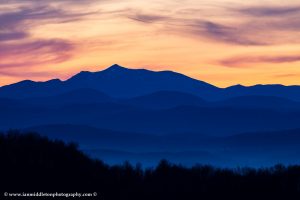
left=195, top=21, right=267, bottom=46
left=201, top=5, right=300, bottom=45
left=0, top=0, right=99, bottom=6
left=238, top=6, right=300, bottom=17
left=188, top=14, right=300, bottom=45
left=0, top=3, right=94, bottom=71
left=273, top=74, right=299, bottom=78
left=0, top=5, right=94, bottom=41
left=128, top=13, right=169, bottom=23
left=0, top=39, right=74, bottom=69
left=127, top=10, right=268, bottom=46
left=0, top=39, right=73, bottom=57
left=220, top=55, right=300, bottom=67
left=0, top=69, right=58, bottom=78
left=126, top=3, right=300, bottom=46
left=0, top=31, right=28, bottom=41
left=128, top=13, right=269, bottom=46
left=0, top=6, right=73, bottom=27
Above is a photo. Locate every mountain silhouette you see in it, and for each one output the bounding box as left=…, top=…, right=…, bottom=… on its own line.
left=0, top=79, right=63, bottom=99
left=224, top=84, right=300, bottom=101
left=65, top=64, right=218, bottom=98
left=0, top=64, right=218, bottom=99
left=1, top=64, right=300, bottom=167
left=1, top=64, right=300, bottom=101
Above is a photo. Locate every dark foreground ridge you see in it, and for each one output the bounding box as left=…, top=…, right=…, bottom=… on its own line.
left=1, top=131, right=300, bottom=200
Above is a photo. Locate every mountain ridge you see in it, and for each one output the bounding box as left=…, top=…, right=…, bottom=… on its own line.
left=1, top=65, right=300, bottom=166
left=0, top=64, right=300, bottom=100
left=0, top=64, right=218, bottom=99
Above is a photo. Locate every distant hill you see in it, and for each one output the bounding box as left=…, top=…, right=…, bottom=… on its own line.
left=2, top=131, right=300, bottom=199
left=0, top=79, right=63, bottom=99
left=215, top=95, right=300, bottom=111
left=25, top=124, right=159, bottom=151
left=21, top=125, right=300, bottom=167
left=125, top=91, right=208, bottom=109
left=223, top=128, right=300, bottom=149
left=24, top=88, right=113, bottom=106
left=215, top=128, right=300, bottom=166
left=1, top=101, right=300, bottom=136
left=223, top=84, right=300, bottom=101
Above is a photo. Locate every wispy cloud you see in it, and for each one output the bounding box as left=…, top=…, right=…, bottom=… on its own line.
left=220, top=55, right=300, bottom=67
left=0, top=5, right=94, bottom=41
left=128, top=13, right=271, bottom=46
left=238, top=6, right=300, bottom=17
left=193, top=21, right=268, bottom=46
left=0, top=69, right=59, bottom=78
left=126, top=3, right=300, bottom=46
left=0, top=0, right=99, bottom=6
left=0, top=3, right=95, bottom=71
left=0, top=39, right=74, bottom=69
left=128, top=13, right=169, bottom=23
left=273, top=74, right=299, bottom=78
left=0, top=31, right=28, bottom=41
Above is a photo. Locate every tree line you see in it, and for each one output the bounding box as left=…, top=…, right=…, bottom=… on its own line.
left=1, top=131, right=300, bottom=199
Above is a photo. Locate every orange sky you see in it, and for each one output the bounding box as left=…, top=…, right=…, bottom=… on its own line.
left=1, top=0, right=300, bottom=87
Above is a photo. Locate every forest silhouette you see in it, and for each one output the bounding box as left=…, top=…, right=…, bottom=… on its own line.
left=1, top=131, right=300, bottom=199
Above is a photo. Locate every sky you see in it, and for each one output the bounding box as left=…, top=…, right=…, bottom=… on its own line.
left=1, top=0, right=300, bottom=87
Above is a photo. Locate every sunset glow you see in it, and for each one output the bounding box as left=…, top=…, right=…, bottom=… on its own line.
left=1, top=0, right=300, bottom=87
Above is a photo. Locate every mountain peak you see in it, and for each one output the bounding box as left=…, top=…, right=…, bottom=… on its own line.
left=105, top=64, right=128, bottom=71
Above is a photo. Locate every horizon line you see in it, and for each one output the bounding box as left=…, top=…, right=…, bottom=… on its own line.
left=1, top=64, right=299, bottom=89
